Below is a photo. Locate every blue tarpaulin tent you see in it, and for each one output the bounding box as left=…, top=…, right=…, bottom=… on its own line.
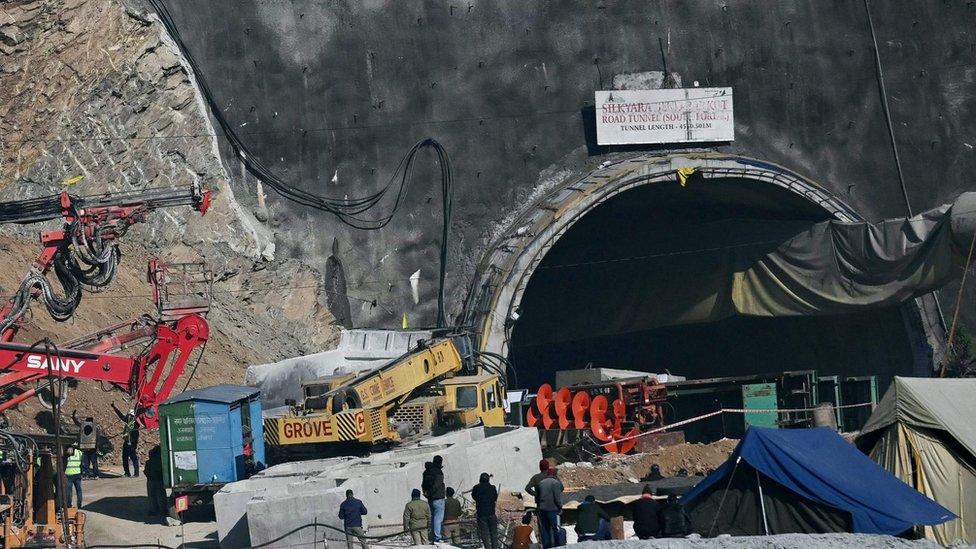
left=682, top=427, right=954, bottom=536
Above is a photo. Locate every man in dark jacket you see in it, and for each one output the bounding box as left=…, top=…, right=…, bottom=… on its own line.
left=471, top=472, right=499, bottom=549
left=524, top=459, right=550, bottom=504
left=421, top=455, right=446, bottom=541
left=632, top=485, right=662, bottom=539
left=659, top=494, right=691, bottom=538
left=536, top=468, right=563, bottom=548
left=642, top=464, right=663, bottom=482
left=575, top=495, right=611, bottom=541
left=144, top=445, right=167, bottom=520
left=113, top=404, right=140, bottom=477
left=338, top=489, right=369, bottom=549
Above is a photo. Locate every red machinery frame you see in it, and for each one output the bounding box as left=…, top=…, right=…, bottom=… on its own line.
left=528, top=377, right=667, bottom=454
left=0, top=185, right=212, bottom=428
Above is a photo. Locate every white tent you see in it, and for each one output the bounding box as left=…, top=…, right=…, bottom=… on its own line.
left=858, top=377, right=976, bottom=545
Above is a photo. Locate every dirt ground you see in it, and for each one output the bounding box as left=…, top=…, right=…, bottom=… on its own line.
left=558, top=439, right=737, bottom=490
left=80, top=466, right=218, bottom=548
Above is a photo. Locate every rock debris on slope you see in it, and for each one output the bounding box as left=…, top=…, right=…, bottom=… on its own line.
left=0, top=0, right=342, bottom=463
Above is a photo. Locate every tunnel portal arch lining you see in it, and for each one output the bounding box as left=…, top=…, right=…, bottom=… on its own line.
left=463, top=152, right=938, bottom=366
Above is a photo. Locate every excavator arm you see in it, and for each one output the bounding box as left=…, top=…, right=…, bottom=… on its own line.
left=0, top=183, right=214, bottom=429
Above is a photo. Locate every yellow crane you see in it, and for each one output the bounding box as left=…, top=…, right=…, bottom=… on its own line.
left=263, top=333, right=505, bottom=462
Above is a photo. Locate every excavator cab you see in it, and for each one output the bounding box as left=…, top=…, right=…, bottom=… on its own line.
left=439, top=374, right=506, bottom=430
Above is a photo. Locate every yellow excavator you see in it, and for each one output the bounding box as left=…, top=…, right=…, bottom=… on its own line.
left=263, top=332, right=506, bottom=462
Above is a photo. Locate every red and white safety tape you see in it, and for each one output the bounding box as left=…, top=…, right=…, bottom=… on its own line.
left=607, top=401, right=875, bottom=444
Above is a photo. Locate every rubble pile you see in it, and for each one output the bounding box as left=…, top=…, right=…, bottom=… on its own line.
left=558, top=439, right=737, bottom=490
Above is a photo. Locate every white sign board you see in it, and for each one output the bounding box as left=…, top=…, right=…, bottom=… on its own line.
left=595, top=87, right=734, bottom=145
left=173, top=450, right=197, bottom=471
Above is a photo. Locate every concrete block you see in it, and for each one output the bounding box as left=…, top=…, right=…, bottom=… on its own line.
left=445, top=427, right=543, bottom=496
left=247, top=484, right=351, bottom=548
left=258, top=456, right=353, bottom=477
left=222, top=426, right=544, bottom=547
left=340, top=462, right=426, bottom=534
left=215, top=475, right=301, bottom=548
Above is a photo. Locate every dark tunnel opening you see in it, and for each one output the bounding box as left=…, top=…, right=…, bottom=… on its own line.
left=508, top=178, right=918, bottom=394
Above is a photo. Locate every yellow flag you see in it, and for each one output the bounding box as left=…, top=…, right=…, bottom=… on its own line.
left=62, top=175, right=84, bottom=186
left=401, top=313, right=408, bottom=329
left=676, top=167, right=697, bottom=187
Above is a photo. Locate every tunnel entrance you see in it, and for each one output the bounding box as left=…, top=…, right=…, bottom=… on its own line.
left=465, top=154, right=936, bottom=395
left=507, top=179, right=916, bottom=389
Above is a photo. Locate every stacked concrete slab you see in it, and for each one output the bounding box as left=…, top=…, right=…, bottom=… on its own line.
left=214, top=426, right=542, bottom=548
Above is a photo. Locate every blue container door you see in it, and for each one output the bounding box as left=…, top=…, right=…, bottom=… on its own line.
left=249, top=396, right=266, bottom=471
left=193, top=401, right=236, bottom=483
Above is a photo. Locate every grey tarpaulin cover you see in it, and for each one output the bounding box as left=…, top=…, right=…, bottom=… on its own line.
left=858, top=377, right=976, bottom=545
left=730, top=202, right=959, bottom=317
left=521, top=192, right=976, bottom=344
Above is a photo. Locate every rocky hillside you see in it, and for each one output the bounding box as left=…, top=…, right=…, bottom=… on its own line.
left=0, top=0, right=341, bottom=461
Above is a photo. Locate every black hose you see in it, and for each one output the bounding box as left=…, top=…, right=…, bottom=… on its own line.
left=477, top=351, right=519, bottom=389
left=0, top=223, right=122, bottom=331
left=147, top=0, right=455, bottom=324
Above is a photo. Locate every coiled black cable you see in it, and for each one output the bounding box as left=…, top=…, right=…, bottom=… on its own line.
left=147, top=0, right=454, bottom=326
left=0, top=219, right=124, bottom=333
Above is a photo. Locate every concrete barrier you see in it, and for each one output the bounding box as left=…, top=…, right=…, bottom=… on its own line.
left=216, top=426, right=543, bottom=547
left=214, top=476, right=296, bottom=549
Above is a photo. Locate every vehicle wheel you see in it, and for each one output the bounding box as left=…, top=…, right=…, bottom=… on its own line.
left=36, top=379, right=69, bottom=409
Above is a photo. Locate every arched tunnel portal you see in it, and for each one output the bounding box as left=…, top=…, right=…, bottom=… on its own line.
left=463, top=153, right=940, bottom=393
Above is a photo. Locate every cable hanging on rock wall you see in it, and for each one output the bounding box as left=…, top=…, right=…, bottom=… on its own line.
left=148, top=0, right=453, bottom=326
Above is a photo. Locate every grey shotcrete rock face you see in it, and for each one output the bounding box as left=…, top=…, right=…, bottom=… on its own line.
left=152, top=0, right=976, bottom=337
left=0, top=0, right=342, bottom=423
left=9, top=0, right=976, bottom=388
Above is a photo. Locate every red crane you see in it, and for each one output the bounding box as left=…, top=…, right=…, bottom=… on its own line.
left=0, top=184, right=213, bottom=428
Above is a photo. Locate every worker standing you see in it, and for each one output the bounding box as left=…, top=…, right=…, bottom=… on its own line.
left=442, top=487, right=463, bottom=544
left=338, top=489, right=369, bottom=549
left=524, top=459, right=550, bottom=504
left=632, top=485, right=662, bottom=539
left=144, top=445, right=168, bottom=519
left=113, top=405, right=140, bottom=478
left=122, top=423, right=139, bottom=477
left=421, top=455, right=446, bottom=542
left=536, top=467, right=563, bottom=548
left=64, top=445, right=83, bottom=508
left=403, top=489, right=432, bottom=545
left=471, top=472, right=499, bottom=549
left=76, top=416, right=99, bottom=479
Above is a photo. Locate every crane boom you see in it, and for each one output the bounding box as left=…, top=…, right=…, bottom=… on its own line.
left=329, top=335, right=472, bottom=412
left=263, top=333, right=506, bottom=463
left=0, top=184, right=210, bottom=225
